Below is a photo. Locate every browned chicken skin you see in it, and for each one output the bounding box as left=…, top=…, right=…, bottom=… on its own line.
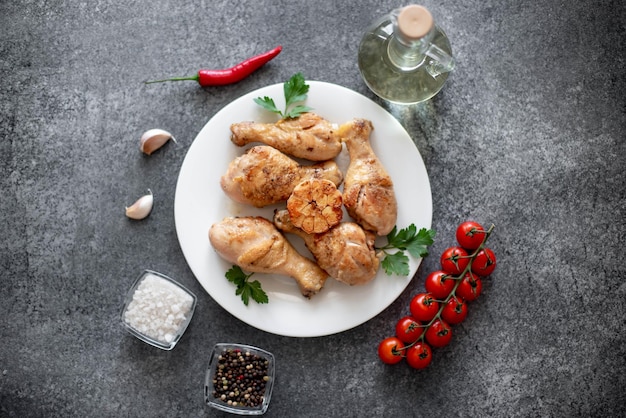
left=209, top=216, right=328, bottom=298
left=220, top=145, right=343, bottom=208
left=273, top=210, right=380, bottom=286
left=230, top=112, right=342, bottom=161
left=340, top=119, right=398, bottom=236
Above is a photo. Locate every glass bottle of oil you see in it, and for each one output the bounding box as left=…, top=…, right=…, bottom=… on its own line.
left=358, top=5, right=455, bottom=104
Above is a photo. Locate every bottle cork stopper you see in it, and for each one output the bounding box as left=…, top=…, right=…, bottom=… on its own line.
left=397, top=5, right=434, bottom=40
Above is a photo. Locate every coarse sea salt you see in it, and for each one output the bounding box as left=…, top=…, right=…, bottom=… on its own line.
left=123, top=273, right=194, bottom=344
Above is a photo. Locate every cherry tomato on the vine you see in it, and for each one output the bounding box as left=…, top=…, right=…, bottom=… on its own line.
left=456, top=272, right=482, bottom=301
left=378, top=337, right=405, bottom=364
left=456, top=221, right=486, bottom=250
left=395, top=316, right=424, bottom=344
left=441, top=297, right=468, bottom=325
left=472, top=247, right=497, bottom=276
left=440, top=246, right=470, bottom=275
left=405, top=342, right=433, bottom=369
left=425, top=319, right=453, bottom=348
left=424, top=270, right=455, bottom=299
left=410, top=293, right=440, bottom=323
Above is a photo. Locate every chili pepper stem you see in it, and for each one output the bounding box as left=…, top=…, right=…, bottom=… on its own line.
left=144, top=74, right=200, bottom=84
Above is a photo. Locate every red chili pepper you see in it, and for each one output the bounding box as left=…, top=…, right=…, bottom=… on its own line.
left=145, top=45, right=282, bottom=86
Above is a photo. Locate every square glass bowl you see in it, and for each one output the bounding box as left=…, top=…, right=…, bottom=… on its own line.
left=205, top=343, right=275, bottom=415
left=121, top=270, right=197, bottom=350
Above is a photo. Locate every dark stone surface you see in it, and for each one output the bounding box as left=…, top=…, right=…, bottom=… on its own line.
left=1, top=0, right=625, bottom=416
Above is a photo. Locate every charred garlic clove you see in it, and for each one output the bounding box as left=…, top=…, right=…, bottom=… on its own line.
left=140, top=129, right=176, bottom=155
left=125, top=189, right=154, bottom=220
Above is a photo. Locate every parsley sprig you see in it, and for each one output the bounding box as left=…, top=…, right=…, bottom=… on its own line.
left=254, top=72, right=313, bottom=118
left=378, top=224, right=436, bottom=276
left=225, top=266, right=269, bottom=306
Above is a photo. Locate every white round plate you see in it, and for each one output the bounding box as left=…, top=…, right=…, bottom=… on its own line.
left=174, top=81, right=432, bottom=337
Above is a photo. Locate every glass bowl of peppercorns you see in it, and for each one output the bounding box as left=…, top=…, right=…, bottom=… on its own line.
left=204, top=343, right=275, bottom=415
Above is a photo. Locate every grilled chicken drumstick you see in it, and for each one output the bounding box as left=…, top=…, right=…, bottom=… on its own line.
left=273, top=210, right=380, bottom=286
left=220, top=145, right=343, bottom=208
left=340, top=119, right=398, bottom=236
left=230, top=112, right=342, bottom=161
left=209, top=216, right=328, bottom=298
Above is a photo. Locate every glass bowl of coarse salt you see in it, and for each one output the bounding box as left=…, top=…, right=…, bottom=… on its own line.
left=121, top=270, right=197, bottom=350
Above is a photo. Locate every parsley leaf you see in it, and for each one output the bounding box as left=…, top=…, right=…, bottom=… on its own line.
left=381, top=251, right=410, bottom=276
left=377, top=224, right=436, bottom=276
left=283, top=73, right=310, bottom=109
left=285, top=104, right=312, bottom=119
left=406, top=227, right=436, bottom=258
left=253, top=96, right=281, bottom=115
left=254, top=72, right=312, bottom=118
left=225, top=266, right=269, bottom=306
left=387, top=225, right=436, bottom=258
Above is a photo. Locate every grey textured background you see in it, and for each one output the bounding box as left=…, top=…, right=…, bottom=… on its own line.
left=1, top=0, right=625, bottom=417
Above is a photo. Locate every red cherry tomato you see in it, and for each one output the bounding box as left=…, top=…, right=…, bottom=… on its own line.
left=472, top=248, right=497, bottom=276
left=405, top=342, right=433, bottom=369
left=409, top=293, right=440, bottom=323
left=425, top=319, right=453, bottom=348
left=395, top=316, right=424, bottom=344
left=441, top=297, right=468, bottom=325
left=456, top=272, right=483, bottom=301
left=424, top=270, right=455, bottom=299
left=440, top=246, right=470, bottom=275
left=456, top=221, right=486, bottom=250
left=377, top=337, right=405, bottom=364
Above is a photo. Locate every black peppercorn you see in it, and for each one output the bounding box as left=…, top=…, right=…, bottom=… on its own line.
left=212, top=348, right=270, bottom=408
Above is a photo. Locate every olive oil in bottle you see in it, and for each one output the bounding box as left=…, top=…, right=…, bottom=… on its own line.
left=358, top=5, right=455, bottom=104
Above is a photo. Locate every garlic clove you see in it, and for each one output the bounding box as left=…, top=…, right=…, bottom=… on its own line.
left=125, top=189, right=154, bottom=220
left=140, top=129, right=176, bottom=155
